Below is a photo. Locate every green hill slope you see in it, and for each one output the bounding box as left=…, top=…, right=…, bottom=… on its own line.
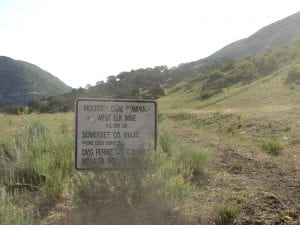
left=158, top=59, right=300, bottom=224
left=0, top=56, right=71, bottom=108
left=26, top=67, right=167, bottom=113
left=205, top=11, right=300, bottom=62
left=159, top=56, right=300, bottom=112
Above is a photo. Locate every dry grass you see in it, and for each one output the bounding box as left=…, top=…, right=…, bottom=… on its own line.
left=157, top=67, right=300, bottom=224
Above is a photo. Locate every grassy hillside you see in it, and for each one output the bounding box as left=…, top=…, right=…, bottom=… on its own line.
left=206, top=11, right=300, bottom=62
left=160, top=43, right=300, bottom=110
left=0, top=56, right=71, bottom=108
left=21, top=43, right=300, bottom=114
left=159, top=62, right=300, bottom=111
left=156, top=46, right=300, bottom=224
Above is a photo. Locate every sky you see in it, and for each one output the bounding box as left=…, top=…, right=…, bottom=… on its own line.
left=0, top=0, right=299, bottom=88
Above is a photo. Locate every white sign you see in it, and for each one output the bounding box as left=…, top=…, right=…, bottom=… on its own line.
left=75, top=99, right=157, bottom=169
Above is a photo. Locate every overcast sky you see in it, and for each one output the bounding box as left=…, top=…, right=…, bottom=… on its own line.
left=0, top=0, right=299, bottom=88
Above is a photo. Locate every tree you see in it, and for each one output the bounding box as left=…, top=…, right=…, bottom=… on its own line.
left=208, top=70, right=225, bottom=82
left=255, top=53, right=278, bottom=75
left=85, top=83, right=92, bottom=89
left=232, top=59, right=257, bottom=83
left=285, top=66, right=300, bottom=84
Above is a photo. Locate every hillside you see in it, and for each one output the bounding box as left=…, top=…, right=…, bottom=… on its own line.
left=26, top=67, right=167, bottom=113
left=157, top=49, right=300, bottom=224
left=159, top=48, right=300, bottom=111
left=0, top=56, right=71, bottom=108
left=25, top=43, right=300, bottom=114
left=21, top=12, right=300, bottom=114
left=205, top=11, right=300, bottom=62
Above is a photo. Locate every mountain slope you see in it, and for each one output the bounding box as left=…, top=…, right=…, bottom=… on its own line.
left=205, top=11, right=300, bottom=62
left=157, top=44, right=300, bottom=223
left=159, top=54, right=300, bottom=112
left=0, top=56, right=71, bottom=108
left=158, top=61, right=300, bottom=224
left=18, top=12, right=300, bottom=114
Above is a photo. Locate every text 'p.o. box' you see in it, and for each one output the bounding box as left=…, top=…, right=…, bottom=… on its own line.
left=75, top=99, right=157, bottom=170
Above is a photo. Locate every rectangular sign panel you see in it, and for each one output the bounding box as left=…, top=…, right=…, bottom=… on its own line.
left=75, top=99, right=157, bottom=169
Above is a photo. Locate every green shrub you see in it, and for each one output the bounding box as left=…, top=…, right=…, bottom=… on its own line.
left=285, top=66, right=300, bottom=84
left=159, top=128, right=212, bottom=179
left=262, top=138, right=282, bottom=155
left=208, top=70, right=225, bottom=82
left=229, top=160, right=243, bottom=174
left=174, top=145, right=212, bottom=179
left=159, top=128, right=176, bottom=156
left=214, top=204, right=239, bottom=225
left=200, top=88, right=222, bottom=99
left=146, top=149, right=195, bottom=202
left=71, top=129, right=208, bottom=224
left=231, top=59, right=257, bottom=83
left=0, top=117, right=73, bottom=224
left=72, top=148, right=195, bottom=224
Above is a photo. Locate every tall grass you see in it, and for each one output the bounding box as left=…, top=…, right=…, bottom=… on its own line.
left=0, top=115, right=212, bottom=224
left=159, top=127, right=212, bottom=180
left=0, top=187, right=38, bottom=225
left=1, top=118, right=73, bottom=197
left=0, top=116, right=73, bottom=225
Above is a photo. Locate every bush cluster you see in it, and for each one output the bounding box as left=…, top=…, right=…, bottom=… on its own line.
left=214, top=204, right=239, bottom=225
left=262, top=138, right=283, bottom=155
left=285, top=66, right=300, bottom=84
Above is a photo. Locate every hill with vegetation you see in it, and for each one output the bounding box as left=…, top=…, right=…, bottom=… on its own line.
left=26, top=66, right=168, bottom=113
left=0, top=56, right=71, bottom=109
left=205, top=11, right=300, bottom=62
left=22, top=11, right=300, bottom=114
left=160, top=42, right=300, bottom=109
left=25, top=42, right=300, bottom=114
left=156, top=55, right=300, bottom=224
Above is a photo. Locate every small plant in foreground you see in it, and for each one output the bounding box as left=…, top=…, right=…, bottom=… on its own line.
left=229, top=160, right=243, bottom=174
left=159, top=128, right=212, bottom=180
left=285, top=66, right=300, bottom=84
left=159, top=128, right=176, bottom=156
left=262, top=138, right=282, bottom=155
left=214, top=204, right=239, bottom=225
